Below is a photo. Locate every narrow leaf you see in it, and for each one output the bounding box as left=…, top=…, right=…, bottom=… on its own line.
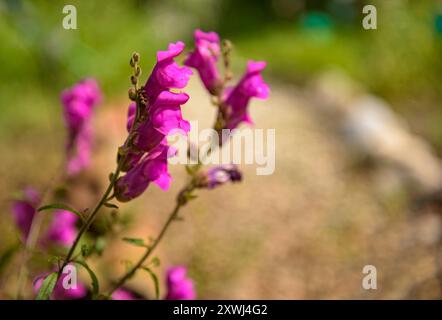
left=104, top=202, right=119, bottom=209
left=35, top=272, right=58, bottom=300
left=75, top=261, right=100, bottom=300
left=122, top=237, right=148, bottom=248
left=141, top=267, right=160, bottom=300
left=38, top=203, right=85, bottom=222
left=0, top=242, right=20, bottom=274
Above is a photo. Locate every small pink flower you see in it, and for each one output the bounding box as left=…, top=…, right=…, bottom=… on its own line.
left=144, top=41, right=193, bottom=103
left=112, top=288, right=138, bottom=300
left=11, top=188, right=40, bottom=242
left=165, top=266, right=196, bottom=300
left=44, top=210, right=78, bottom=247
left=61, top=78, right=101, bottom=176
left=184, top=29, right=222, bottom=95
left=205, top=164, right=242, bottom=189
left=118, top=42, right=192, bottom=198
left=223, top=61, right=270, bottom=129
left=115, top=143, right=176, bottom=202
left=128, top=91, right=190, bottom=155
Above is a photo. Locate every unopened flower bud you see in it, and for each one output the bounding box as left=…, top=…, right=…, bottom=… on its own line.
left=132, top=52, right=140, bottom=63
left=130, top=75, right=138, bottom=85
left=128, top=88, right=137, bottom=101
left=135, top=66, right=142, bottom=77
left=199, top=164, right=242, bottom=189
left=222, top=39, right=233, bottom=53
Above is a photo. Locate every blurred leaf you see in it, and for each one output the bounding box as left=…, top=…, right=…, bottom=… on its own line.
left=104, top=202, right=119, bottom=209
left=94, top=237, right=107, bottom=256
left=122, top=237, right=148, bottom=248
left=38, top=203, right=85, bottom=222
left=0, top=242, right=21, bottom=274
left=141, top=267, right=160, bottom=300
left=35, top=272, right=57, bottom=300
left=75, top=261, right=99, bottom=300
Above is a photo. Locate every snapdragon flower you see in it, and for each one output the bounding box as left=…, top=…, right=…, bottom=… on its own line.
left=11, top=188, right=40, bottom=241
left=44, top=210, right=78, bottom=247
left=61, top=78, right=101, bottom=176
left=185, top=31, right=269, bottom=131
left=111, top=288, right=138, bottom=300
left=115, top=42, right=192, bottom=201
left=184, top=29, right=222, bottom=95
left=223, top=61, right=270, bottom=129
left=115, top=142, right=175, bottom=202
left=165, top=266, right=196, bottom=300
left=202, top=164, right=242, bottom=189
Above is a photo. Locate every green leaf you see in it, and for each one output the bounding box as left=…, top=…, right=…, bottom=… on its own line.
left=94, top=237, right=107, bottom=256
left=38, top=203, right=85, bottom=222
left=122, top=237, right=148, bottom=248
left=75, top=261, right=99, bottom=300
left=104, top=202, right=119, bottom=209
left=35, top=272, right=58, bottom=300
left=141, top=267, right=160, bottom=300
left=0, top=242, right=20, bottom=274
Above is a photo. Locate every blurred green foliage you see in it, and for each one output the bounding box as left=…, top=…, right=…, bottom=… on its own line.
left=0, top=0, right=441, bottom=147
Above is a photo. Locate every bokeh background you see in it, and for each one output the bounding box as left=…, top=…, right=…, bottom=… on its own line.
left=1, top=0, right=442, bottom=299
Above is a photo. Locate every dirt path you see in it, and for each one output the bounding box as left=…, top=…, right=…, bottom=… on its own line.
left=89, top=77, right=441, bottom=299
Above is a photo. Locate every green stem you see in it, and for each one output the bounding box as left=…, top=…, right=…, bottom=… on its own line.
left=107, top=183, right=195, bottom=296
left=58, top=161, right=122, bottom=278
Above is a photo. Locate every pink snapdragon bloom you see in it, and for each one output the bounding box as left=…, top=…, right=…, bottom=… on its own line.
left=205, top=164, right=242, bottom=189
left=34, top=266, right=88, bottom=300
left=186, top=31, right=269, bottom=130
left=165, top=266, right=196, bottom=300
left=66, top=123, right=93, bottom=176
left=12, top=188, right=40, bottom=241
left=112, top=288, right=138, bottom=300
left=144, top=41, right=193, bottom=103
left=117, top=42, right=192, bottom=200
left=184, top=29, right=222, bottom=95
left=115, top=143, right=175, bottom=202
left=223, top=61, right=270, bottom=129
left=61, top=78, right=101, bottom=176
left=127, top=91, right=190, bottom=155
left=44, top=210, right=78, bottom=247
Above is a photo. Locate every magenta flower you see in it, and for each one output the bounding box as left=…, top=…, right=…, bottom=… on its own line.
left=165, top=266, right=196, bottom=300
left=44, top=210, right=78, bottom=247
left=185, top=30, right=269, bottom=130
left=204, top=164, right=242, bottom=189
left=12, top=188, right=40, bottom=242
left=66, top=123, right=93, bottom=176
left=223, top=61, right=270, bottom=129
left=144, top=41, right=193, bottom=103
left=117, top=42, right=192, bottom=200
left=115, top=143, right=176, bottom=202
left=112, top=288, right=138, bottom=300
left=184, top=29, right=222, bottom=95
left=61, top=78, right=101, bottom=176
left=127, top=91, right=190, bottom=155
left=34, top=266, right=88, bottom=300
